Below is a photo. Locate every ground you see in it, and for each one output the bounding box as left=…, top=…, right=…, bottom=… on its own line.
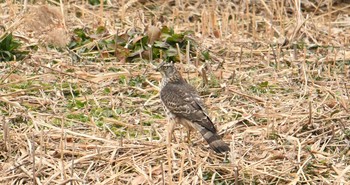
left=0, top=0, right=349, bottom=184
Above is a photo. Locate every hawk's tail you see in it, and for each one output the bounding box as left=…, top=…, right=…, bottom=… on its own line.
left=200, top=129, right=230, bottom=153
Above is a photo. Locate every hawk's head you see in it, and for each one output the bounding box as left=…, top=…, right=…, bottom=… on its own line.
left=156, top=61, right=183, bottom=83
left=156, top=61, right=178, bottom=78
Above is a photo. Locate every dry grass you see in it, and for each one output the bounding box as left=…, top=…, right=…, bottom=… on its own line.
left=1, top=0, right=350, bottom=184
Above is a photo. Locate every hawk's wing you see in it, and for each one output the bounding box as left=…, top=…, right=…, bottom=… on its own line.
left=160, top=82, right=217, bottom=133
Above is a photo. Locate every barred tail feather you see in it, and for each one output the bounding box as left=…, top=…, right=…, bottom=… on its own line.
left=200, top=129, right=230, bottom=153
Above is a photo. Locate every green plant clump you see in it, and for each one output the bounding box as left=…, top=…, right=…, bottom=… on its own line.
left=0, top=33, right=28, bottom=62
left=68, top=26, right=210, bottom=63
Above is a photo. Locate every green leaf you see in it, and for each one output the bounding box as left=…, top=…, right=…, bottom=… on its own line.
left=0, top=51, right=12, bottom=61
left=166, top=33, right=184, bottom=43
left=104, top=87, right=111, bottom=94
left=88, top=0, right=105, bottom=5
left=0, top=33, right=13, bottom=50
left=153, top=41, right=170, bottom=49
left=258, top=81, right=269, bottom=88
left=202, top=50, right=210, bottom=60
left=74, top=28, right=89, bottom=41
left=96, top=26, right=107, bottom=34
left=68, top=41, right=77, bottom=48
left=75, top=100, right=86, bottom=108
left=160, top=26, right=173, bottom=35
left=0, top=33, right=27, bottom=62
left=165, top=47, right=178, bottom=57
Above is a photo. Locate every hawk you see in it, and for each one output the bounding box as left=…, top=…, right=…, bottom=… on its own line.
left=157, top=61, right=230, bottom=153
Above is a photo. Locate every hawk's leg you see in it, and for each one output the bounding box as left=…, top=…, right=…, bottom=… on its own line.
left=182, top=121, right=194, bottom=144
left=186, top=129, right=191, bottom=144
left=167, top=118, right=176, bottom=145
left=166, top=117, right=175, bottom=184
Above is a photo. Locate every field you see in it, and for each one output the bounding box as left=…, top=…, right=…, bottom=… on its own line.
left=0, top=0, right=349, bottom=184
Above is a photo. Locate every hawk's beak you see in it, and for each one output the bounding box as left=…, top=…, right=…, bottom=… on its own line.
left=156, top=61, right=166, bottom=71
left=150, top=62, right=160, bottom=71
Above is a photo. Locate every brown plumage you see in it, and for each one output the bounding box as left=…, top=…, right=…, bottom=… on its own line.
left=157, top=61, right=230, bottom=153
